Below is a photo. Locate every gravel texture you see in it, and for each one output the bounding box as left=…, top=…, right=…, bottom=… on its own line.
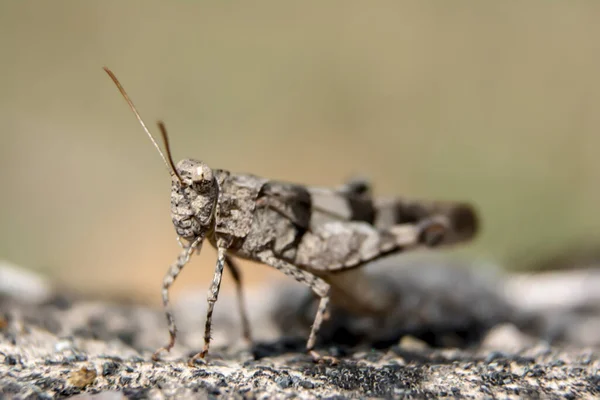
left=0, top=254, right=599, bottom=399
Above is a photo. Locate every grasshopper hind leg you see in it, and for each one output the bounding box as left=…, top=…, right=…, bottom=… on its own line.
left=255, top=251, right=338, bottom=363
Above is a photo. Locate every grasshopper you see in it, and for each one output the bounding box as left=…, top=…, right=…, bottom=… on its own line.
left=103, top=67, right=479, bottom=365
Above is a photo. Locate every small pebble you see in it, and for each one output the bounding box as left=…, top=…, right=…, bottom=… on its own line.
left=68, top=366, right=97, bottom=388
left=398, top=335, right=429, bottom=351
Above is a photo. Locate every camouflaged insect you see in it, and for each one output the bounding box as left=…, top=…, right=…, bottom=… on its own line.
left=103, top=67, right=479, bottom=365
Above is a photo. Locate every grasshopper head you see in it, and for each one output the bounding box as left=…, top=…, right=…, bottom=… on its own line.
left=102, top=68, right=219, bottom=242
left=170, top=159, right=219, bottom=240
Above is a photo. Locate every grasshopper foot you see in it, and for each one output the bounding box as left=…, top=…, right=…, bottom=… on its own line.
left=152, top=332, right=176, bottom=361
left=188, top=350, right=208, bottom=367
left=309, top=350, right=339, bottom=365
left=152, top=346, right=170, bottom=362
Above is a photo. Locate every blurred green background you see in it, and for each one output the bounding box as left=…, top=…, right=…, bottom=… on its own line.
left=1, top=1, right=600, bottom=303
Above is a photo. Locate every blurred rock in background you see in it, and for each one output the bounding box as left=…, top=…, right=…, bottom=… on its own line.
left=1, top=252, right=599, bottom=352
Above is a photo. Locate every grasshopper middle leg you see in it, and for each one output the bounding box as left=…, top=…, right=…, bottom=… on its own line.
left=224, top=255, right=253, bottom=344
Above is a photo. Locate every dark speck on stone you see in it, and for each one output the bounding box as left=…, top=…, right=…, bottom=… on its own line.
left=587, top=375, right=600, bottom=391
left=57, top=386, right=82, bottom=397
left=513, top=356, right=536, bottom=365
left=216, top=378, right=228, bottom=387
left=35, top=377, right=64, bottom=391
left=102, top=361, right=120, bottom=376
left=119, top=376, right=132, bottom=385
left=63, top=354, right=78, bottom=363
left=528, top=367, right=546, bottom=378
left=5, top=355, right=18, bottom=365
left=275, top=375, right=292, bottom=388
left=192, top=369, right=210, bottom=378
left=122, top=388, right=150, bottom=400
left=299, top=380, right=315, bottom=389
left=551, top=359, right=566, bottom=367
left=581, top=356, right=592, bottom=365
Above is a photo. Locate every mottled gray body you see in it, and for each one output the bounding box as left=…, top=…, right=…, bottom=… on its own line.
left=154, top=158, right=478, bottom=364
left=101, top=66, right=478, bottom=364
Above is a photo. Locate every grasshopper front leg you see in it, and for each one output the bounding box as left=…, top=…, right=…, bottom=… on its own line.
left=189, top=243, right=227, bottom=365
left=152, top=236, right=204, bottom=361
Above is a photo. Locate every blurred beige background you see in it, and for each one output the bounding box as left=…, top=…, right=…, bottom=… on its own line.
left=1, top=1, right=600, bottom=304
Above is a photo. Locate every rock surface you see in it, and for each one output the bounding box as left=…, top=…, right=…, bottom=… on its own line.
left=0, top=254, right=599, bottom=399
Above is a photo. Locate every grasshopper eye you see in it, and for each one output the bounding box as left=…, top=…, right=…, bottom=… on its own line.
left=192, top=164, right=213, bottom=184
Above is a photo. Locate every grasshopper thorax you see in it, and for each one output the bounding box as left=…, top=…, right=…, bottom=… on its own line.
left=170, top=159, right=219, bottom=240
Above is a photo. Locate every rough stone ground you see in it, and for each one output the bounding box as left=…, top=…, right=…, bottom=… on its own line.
left=0, top=254, right=599, bottom=399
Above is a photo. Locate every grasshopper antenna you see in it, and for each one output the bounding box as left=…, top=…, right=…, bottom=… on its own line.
left=157, top=121, right=184, bottom=184
left=103, top=66, right=184, bottom=185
